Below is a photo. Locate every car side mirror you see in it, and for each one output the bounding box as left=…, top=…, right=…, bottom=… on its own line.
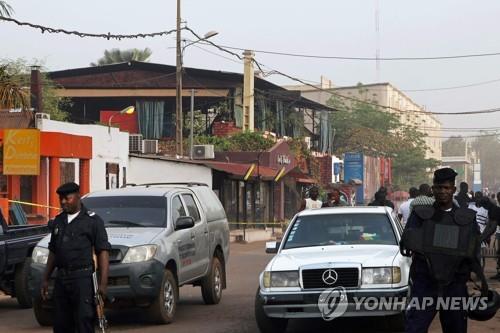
left=265, top=241, right=280, bottom=254
left=175, top=216, right=195, bottom=231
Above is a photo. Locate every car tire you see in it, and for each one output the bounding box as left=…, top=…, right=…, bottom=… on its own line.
left=14, top=258, right=32, bottom=308
left=255, top=289, right=288, bottom=333
left=382, top=312, right=405, bottom=332
left=201, top=256, right=223, bottom=305
left=33, top=298, right=53, bottom=326
left=148, top=269, right=178, bottom=324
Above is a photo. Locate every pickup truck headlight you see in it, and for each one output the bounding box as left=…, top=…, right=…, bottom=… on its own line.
left=32, top=246, right=49, bottom=265
left=362, top=267, right=401, bottom=284
left=263, top=271, right=299, bottom=288
left=122, top=245, right=157, bottom=263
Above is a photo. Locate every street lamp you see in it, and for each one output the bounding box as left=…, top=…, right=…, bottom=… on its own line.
left=108, top=106, right=135, bottom=133
left=176, top=26, right=219, bottom=157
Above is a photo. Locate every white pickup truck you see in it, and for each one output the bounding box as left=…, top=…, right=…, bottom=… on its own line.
left=255, top=207, right=411, bottom=333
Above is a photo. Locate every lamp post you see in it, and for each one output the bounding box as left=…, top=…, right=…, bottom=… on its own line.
left=175, top=5, right=218, bottom=156
left=108, top=106, right=135, bottom=133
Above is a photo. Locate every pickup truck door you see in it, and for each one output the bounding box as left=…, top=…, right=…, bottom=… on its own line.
left=171, top=195, right=197, bottom=283
left=181, top=193, right=210, bottom=278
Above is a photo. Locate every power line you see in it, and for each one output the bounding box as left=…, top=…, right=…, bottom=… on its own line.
left=0, top=17, right=177, bottom=40
left=197, top=41, right=500, bottom=62
left=404, top=77, right=500, bottom=92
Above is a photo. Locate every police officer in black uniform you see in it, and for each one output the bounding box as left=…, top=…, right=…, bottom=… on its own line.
left=402, top=168, right=480, bottom=333
left=41, top=182, right=111, bottom=333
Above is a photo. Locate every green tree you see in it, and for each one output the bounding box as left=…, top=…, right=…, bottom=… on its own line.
left=0, top=1, right=13, bottom=17
left=442, top=136, right=466, bottom=156
left=91, top=48, right=153, bottom=66
left=0, top=65, right=29, bottom=109
left=0, top=58, right=71, bottom=120
left=326, top=88, right=438, bottom=189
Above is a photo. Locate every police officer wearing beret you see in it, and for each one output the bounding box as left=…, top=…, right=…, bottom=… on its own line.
left=41, top=182, right=111, bottom=333
left=402, top=168, right=481, bottom=333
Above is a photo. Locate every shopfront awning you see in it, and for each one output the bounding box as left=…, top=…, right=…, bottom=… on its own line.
left=204, top=161, right=279, bottom=181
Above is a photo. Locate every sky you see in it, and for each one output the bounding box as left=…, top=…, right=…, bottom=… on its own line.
left=3, top=0, right=500, bottom=135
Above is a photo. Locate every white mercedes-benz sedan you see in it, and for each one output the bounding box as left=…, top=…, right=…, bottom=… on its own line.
left=255, top=207, right=411, bottom=333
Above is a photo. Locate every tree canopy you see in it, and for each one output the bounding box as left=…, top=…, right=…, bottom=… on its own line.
left=91, top=48, right=153, bottom=66
left=327, top=90, right=439, bottom=189
left=442, top=136, right=466, bottom=156
left=0, top=58, right=71, bottom=120
left=0, top=1, right=13, bottom=17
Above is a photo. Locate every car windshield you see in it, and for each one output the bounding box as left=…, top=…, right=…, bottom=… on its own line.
left=283, top=213, right=397, bottom=249
left=83, top=196, right=167, bottom=228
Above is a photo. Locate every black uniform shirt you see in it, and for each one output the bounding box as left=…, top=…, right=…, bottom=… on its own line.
left=48, top=204, right=111, bottom=269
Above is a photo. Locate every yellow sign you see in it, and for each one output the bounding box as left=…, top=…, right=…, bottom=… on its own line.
left=3, top=129, right=40, bottom=175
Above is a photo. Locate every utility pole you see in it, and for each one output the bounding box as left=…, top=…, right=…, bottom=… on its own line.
left=189, top=89, right=195, bottom=160
left=175, top=0, right=183, bottom=156
left=242, top=50, right=255, bottom=132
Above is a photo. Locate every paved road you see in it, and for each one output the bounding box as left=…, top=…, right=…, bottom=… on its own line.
left=0, top=241, right=498, bottom=332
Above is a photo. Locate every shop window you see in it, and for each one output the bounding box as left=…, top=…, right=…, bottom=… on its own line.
left=20, top=176, right=34, bottom=214
left=0, top=174, right=7, bottom=196
left=60, top=162, right=76, bottom=184
left=106, top=163, right=120, bottom=189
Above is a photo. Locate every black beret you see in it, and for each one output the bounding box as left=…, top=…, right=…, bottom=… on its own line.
left=433, top=168, right=458, bottom=183
left=56, top=182, right=80, bottom=196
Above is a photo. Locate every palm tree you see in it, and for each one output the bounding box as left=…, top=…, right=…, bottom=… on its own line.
left=0, top=1, right=13, bottom=17
left=91, top=48, right=153, bottom=66
left=0, top=65, right=29, bottom=110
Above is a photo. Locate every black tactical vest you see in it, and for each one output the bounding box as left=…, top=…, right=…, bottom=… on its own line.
left=401, top=205, right=480, bottom=286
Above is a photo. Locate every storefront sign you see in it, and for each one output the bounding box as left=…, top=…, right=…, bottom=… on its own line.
left=277, top=154, right=291, bottom=165
left=3, top=129, right=40, bottom=175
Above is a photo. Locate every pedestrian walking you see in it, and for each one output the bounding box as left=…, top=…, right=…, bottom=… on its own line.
left=368, top=190, right=395, bottom=209
left=41, top=182, right=111, bottom=333
left=409, top=184, right=434, bottom=212
left=299, top=186, right=322, bottom=211
left=322, top=188, right=347, bottom=208
left=493, top=192, right=500, bottom=280
left=398, top=187, right=418, bottom=226
left=455, top=182, right=471, bottom=208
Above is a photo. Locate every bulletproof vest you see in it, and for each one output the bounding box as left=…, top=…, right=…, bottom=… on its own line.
left=401, top=205, right=480, bottom=286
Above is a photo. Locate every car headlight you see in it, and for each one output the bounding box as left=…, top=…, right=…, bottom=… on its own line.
left=32, top=246, right=50, bottom=265
left=122, top=245, right=157, bottom=263
left=362, top=267, right=401, bottom=284
left=263, top=271, right=299, bottom=288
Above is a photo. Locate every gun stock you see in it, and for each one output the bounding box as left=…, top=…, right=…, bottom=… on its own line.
left=92, top=272, right=108, bottom=332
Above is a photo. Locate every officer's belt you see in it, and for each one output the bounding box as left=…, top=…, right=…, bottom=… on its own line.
left=57, top=265, right=93, bottom=278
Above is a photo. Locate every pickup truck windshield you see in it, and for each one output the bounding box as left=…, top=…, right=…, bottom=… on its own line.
left=283, top=213, right=397, bottom=249
left=83, top=196, right=167, bottom=228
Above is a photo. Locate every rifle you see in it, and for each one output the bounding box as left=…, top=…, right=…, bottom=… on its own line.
left=92, top=271, right=108, bottom=333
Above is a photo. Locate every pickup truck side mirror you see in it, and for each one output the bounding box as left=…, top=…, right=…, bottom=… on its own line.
left=265, top=241, right=280, bottom=254
left=175, top=216, right=195, bottom=231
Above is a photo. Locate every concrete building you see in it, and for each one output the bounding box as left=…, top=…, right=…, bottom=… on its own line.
left=287, top=81, right=442, bottom=162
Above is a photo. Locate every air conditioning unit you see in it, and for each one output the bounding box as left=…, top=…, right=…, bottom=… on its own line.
left=129, top=134, right=144, bottom=153
left=192, top=145, right=215, bottom=160
left=35, top=113, right=50, bottom=128
left=142, top=139, right=159, bottom=154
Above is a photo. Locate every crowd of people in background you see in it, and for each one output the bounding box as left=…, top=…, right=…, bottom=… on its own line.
left=299, top=181, right=500, bottom=281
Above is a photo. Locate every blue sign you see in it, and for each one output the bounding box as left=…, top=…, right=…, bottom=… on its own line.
left=344, top=152, right=364, bottom=204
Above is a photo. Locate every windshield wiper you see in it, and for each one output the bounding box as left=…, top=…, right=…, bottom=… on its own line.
left=107, top=220, right=143, bottom=227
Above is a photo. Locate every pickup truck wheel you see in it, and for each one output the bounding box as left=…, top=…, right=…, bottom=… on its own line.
left=14, top=258, right=32, bottom=308
left=201, top=256, right=223, bottom=305
left=255, top=289, right=288, bottom=333
left=33, top=298, right=53, bottom=326
left=148, top=269, right=178, bottom=324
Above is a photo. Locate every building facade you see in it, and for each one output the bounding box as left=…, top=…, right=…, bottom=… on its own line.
left=288, top=82, right=442, bottom=162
